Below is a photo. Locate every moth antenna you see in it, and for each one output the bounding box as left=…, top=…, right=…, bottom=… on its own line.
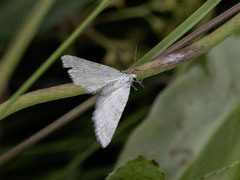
left=131, top=84, right=138, bottom=91
left=134, top=43, right=138, bottom=64
left=137, top=79, right=145, bottom=88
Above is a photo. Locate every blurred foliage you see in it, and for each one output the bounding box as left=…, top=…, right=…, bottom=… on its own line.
left=0, top=0, right=239, bottom=179
left=0, top=0, right=94, bottom=54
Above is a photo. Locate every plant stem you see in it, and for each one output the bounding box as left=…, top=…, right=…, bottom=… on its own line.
left=132, top=0, right=222, bottom=67
left=160, top=2, right=240, bottom=56
left=0, top=84, right=85, bottom=120
left=133, top=12, right=240, bottom=79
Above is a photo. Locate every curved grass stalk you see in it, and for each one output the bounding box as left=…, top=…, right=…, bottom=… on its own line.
left=133, top=12, right=240, bottom=79
left=0, top=84, right=85, bottom=120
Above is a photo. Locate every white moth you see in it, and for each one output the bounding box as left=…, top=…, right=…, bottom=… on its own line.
left=62, top=55, right=138, bottom=148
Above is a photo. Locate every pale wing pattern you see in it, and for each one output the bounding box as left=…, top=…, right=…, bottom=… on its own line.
left=62, top=55, right=124, bottom=93
left=92, top=83, right=131, bottom=148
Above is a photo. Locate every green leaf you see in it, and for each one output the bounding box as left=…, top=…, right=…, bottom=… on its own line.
left=107, top=156, right=165, bottom=180
left=116, top=35, right=240, bottom=180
